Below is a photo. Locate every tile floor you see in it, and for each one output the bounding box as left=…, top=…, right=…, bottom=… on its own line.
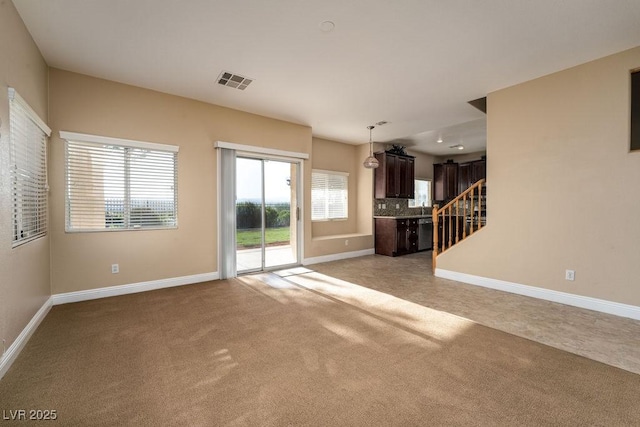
left=236, top=245, right=297, bottom=272
left=305, top=251, right=640, bottom=375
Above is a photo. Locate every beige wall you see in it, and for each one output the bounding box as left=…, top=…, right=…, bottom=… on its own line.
left=0, top=1, right=50, bottom=354
left=355, top=143, right=375, bottom=235
left=305, top=138, right=374, bottom=257
left=311, top=137, right=359, bottom=237
left=409, top=150, right=440, bottom=181
left=438, top=46, right=640, bottom=306
left=49, top=69, right=312, bottom=293
left=436, top=151, right=486, bottom=165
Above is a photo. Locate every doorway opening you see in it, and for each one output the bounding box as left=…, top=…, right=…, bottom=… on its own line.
left=236, top=157, right=300, bottom=273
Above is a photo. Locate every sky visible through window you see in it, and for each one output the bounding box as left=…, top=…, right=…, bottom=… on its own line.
left=236, top=158, right=292, bottom=203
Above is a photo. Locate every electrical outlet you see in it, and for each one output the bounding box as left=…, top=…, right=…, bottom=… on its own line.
left=111, top=264, right=119, bottom=274
left=396, top=204, right=400, bottom=209
left=382, top=204, right=386, bottom=209
left=565, top=269, right=575, bottom=281
left=345, top=239, right=349, bottom=246
left=377, top=204, right=381, bottom=209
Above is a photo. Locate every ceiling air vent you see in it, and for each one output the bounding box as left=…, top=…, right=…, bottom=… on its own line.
left=217, top=71, right=253, bottom=90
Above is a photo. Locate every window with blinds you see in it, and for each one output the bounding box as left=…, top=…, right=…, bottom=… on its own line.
left=311, top=169, right=348, bottom=221
left=9, top=88, right=51, bottom=247
left=61, top=132, right=178, bottom=232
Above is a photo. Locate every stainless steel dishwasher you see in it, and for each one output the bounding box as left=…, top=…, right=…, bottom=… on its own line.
left=418, top=217, right=433, bottom=251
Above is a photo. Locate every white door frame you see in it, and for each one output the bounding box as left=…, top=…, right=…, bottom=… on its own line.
left=215, top=141, right=307, bottom=278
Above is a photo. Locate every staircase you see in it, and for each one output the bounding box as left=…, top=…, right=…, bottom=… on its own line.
left=431, top=179, right=486, bottom=271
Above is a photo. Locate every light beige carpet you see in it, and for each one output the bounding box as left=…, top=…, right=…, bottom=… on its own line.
left=0, top=271, right=638, bottom=426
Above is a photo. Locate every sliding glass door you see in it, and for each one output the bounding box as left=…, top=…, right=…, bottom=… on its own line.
left=236, top=157, right=299, bottom=273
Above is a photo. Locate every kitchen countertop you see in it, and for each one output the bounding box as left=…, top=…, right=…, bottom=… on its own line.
left=373, top=215, right=432, bottom=219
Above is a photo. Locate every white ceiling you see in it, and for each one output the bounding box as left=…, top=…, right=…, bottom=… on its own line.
left=13, top=0, right=640, bottom=155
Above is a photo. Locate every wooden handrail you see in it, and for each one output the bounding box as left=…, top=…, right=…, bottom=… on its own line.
left=437, top=179, right=485, bottom=212
left=432, top=179, right=486, bottom=272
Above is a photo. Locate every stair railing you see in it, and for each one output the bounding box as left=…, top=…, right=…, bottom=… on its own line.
left=432, top=179, right=486, bottom=271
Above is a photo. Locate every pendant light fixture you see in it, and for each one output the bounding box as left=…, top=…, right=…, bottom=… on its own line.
left=363, top=125, right=379, bottom=169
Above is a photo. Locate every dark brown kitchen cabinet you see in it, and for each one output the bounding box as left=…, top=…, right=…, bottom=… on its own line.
left=375, top=217, right=418, bottom=256
left=457, top=162, right=472, bottom=194
left=433, top=161, right=458, bottom=202
left=374, top=152, right=415, bottom=199
left=458, top=158, right=486, bottom=194
left=436, top=158, right=486, bottom=202
left=473, top=159, right=486, bottom=182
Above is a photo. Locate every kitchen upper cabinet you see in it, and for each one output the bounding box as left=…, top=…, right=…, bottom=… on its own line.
left=375, top=152, right=415, bottom=199
left=397, top=155, right=415, bottom=198
left=457, top=162, right=472, bottom=194
left=437, top=157, right=486, bottom=201
left=433, top=161, right=458, bottom=202
left=458, top=158, right=487, bottom=194
left=473, top=159, right=486, bottom=182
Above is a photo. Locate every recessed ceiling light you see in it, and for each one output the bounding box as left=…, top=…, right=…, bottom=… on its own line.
left=319, top=21, right=335, bottom=32
left=376, top=120, right=388, bottom=126
left=449, top=144, right=464, bottom=150
left=437, top=138, right=443, bottom=144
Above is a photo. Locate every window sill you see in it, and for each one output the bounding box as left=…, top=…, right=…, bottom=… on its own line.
left=312, top=232, right=371, bottom=241
left=311, top=218, right=348, bottom=223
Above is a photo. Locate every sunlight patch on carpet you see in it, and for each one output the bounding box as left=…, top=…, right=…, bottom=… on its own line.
left=273, top=267, right=313, bottom=277
left=286, top=271, right=475, bottom=344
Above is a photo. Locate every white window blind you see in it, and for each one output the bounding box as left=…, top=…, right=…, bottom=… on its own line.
left=61, top=132, right=178, bottom=231
left=311, top=169, right=348, bottom=221
left=9, top=88, right=51, bottom=247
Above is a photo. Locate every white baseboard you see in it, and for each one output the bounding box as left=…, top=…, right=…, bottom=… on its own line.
left=435, top=268, right=640, bottom=321
left=0, top=297, right=52, bottom=380
left=52, top=271, right=219, bottom=305
left=303, top=248, right=375, bottom=266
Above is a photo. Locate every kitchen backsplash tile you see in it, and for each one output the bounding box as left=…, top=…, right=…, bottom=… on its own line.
left=373, top=198, right=432, bottom=217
